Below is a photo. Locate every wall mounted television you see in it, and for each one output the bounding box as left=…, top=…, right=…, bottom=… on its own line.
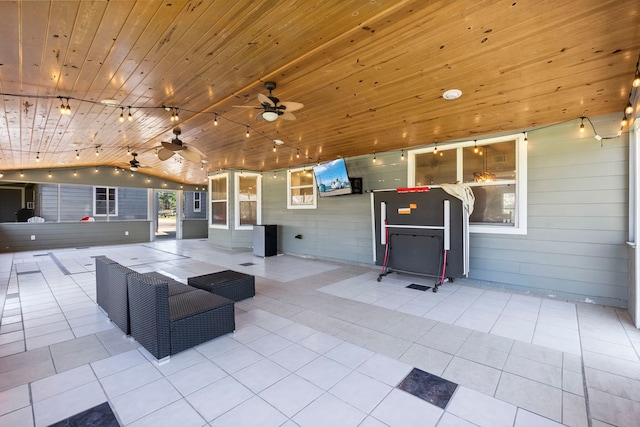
left=312, top=158, right=352, bottom=197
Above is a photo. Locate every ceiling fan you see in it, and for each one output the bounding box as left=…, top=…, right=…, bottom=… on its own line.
left=234, top=81, right=304, bottom=121
left=124, top=152, right=150, bottom=171
left=153, top=127, right=206, bottom=164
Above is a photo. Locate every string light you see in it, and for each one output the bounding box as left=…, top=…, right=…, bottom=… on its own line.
left=36, top=152, right=40, bottom=162
left=523, top=132, right=528, bottom=143
left=95, top=146, right=100, bottom=156
left=20, top=170, right=24, bottom=177
left=73, top=169, right=77, bottom=176
left=296, top=148, right=300, bottom=159
left=433, top=142, right=438, bottom=155
left=474, top=140, right=478, bottom=153
left=621, top=116, right=628, bottom=128
left=579, top=117, right=585, bottom=133
left=214, top=113, right=218, bottom=126
left=0, top=171, right=3, bottom=178
left=48, top=171, right=52, bottom=178
left=273, top=171, right=277, bottom=179
left=273, top=142, right=277, bottom=152
left=119, top=107, right=125, bottom=122
left=401, top=149, right=405, bottom=161
left=625, top=102, right=633, bottom=115
left=372, top=151, right=376, bottom=163
left=75, top=150, right=80, bottom=159
left=246, top=126, right=250, bottom=138
left=127, top=107, right=133, bottom=121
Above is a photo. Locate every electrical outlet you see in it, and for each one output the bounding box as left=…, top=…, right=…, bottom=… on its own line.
left=30, top=235, right=36, bottom=240
left=125, top=231, right=129, bottom=236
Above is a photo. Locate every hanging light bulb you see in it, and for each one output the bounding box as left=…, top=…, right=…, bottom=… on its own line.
left=127, top=107, right=133, bottom=121
left=154, top=149, right=159, bottom=157
left=95, top=166, right=99, bottom=172
left=401, top=149, right=405, bottom=161
left=474, top=140, right=478, bottom=154
left=95, top=146, right=100, bottom=156
left=524, top=132, right=528, bottom=143
left=296, top=149, right=300, bottom=159
left=634, top=71, right=640, bottom=88
left=65, top=99, right=71, bottom=115
left=579, top=117, right=585, bottom=133
left=625, top=103, right=633, bottom=115
left=214, top=113, right=218, bottom=126
left=60, top=98, right=66, bottom=115
left=433, top=142, right=438, bottom=155
left=73, top=169, right=77, bottom=176
left=246, top=126, right=250, bottom=138
left=372, top=152, right=377, bottom=163
left=0, top=171, right=3, bottom=178
left=273, top=142, right=277, bottom=152
left=621, top=116, right=628, bottom=128
left=173, top=108, right=179, bottom=122
left=76, top=150, right=80, bottom=159
left=20, top=170, right=24, bottom=177
left=48, top=171, right=52, bottom=178
left=273, top=171, right=277, bottom=179
left=36, top=152, right=40, bottom=162
left=119, top=107, right=125, bottom=122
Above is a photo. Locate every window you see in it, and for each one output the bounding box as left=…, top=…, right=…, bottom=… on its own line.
left=193, top=192, right=201, bottom=212
left=235, top=172, right=261, bottom=229
left=409, top=134, right=527, bottom=234
left=287, top=167, right=317, bottom=209
left=209, top=174, right=228, bottom=228
left=94, top=187, right=117, bottom=216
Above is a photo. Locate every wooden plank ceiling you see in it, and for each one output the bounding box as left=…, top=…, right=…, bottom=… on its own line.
left=0, top=0, right=639, bottom=184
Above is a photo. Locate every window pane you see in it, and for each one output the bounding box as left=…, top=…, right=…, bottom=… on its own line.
left=239, top=201, right=257, bottom=225
left=239, top=175, right=257, bottom=196
left=290, top=187, right=314, bottom=205
left=211, top=177, right=226, bottom=200
left=463, top=140, right=516, bottom=183
left=290, top=170, right=314, bottom=187
left=95, top=201, right=106, bottom=215
left=414, top=150, right=457, bottom=185
left=469, top=184, right=516, bottom=225
left=211, top=201, right=226, bottom=225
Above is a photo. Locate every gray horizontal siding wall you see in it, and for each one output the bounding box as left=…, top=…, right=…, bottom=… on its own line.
left=38, top=184, right=148, bottom=221
left=261, top=153, right=406, bottom=265
left=182, top=219, right=208, bottom=239
left=469, top=115, right=629, bottom=307
left=0, top=221, right=150, bottom=253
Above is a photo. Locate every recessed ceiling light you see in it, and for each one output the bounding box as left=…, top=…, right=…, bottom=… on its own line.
left=100, top=99, right=118, bottom=106
left=442, top=89, right=462, bottom=100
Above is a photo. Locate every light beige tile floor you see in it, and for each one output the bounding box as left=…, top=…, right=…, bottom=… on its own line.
left=0, top=239, right=638, bottom=426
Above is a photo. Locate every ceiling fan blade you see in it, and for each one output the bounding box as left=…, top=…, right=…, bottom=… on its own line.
left=255, top=112, right=264, bottom=121
left=280, top=111, right=297, bottom=120
left=178, top=148, right=202, bottom=163
left=185, top=145, right=206, bottom=158
left=233, top=105, right=261, bottom=109
left=157, top=148, right=175, bottom=161
left=161, top=141, right=183, bottom=152
left=258, top=93, right=275, bottom=107
left=279, top=101, right=304, bottom=112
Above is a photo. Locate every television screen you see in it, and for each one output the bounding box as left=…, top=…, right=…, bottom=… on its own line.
left=312, top=158, right=352, bottom=197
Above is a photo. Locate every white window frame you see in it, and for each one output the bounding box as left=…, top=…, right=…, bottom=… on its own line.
left=208, top=173, right=229, bottom=229
left=408, top=133, right=527, bottom=235
left=93, top=186, right=118, bottom=217
left=234, top=172, right=262, bottom=230
left=193, top=192, right=201, bottom=212
left=287, top=167, right=317, bottom=209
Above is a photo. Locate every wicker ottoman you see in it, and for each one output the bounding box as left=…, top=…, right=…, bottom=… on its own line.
left=188, top=270, right=255, bottom=301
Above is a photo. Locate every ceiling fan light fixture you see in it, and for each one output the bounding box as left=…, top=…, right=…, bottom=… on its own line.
left=263, top=111, right=279, bottom=121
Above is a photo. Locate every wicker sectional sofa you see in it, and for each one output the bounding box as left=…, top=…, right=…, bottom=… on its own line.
left=95, top=257, right=235, bottom=359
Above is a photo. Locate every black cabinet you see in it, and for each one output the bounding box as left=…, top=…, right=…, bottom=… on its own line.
left=253, top=225, right=277, bottom=257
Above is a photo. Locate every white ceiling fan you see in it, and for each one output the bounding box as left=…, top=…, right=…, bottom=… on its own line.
left=234, top=81, right=304, bottom=121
